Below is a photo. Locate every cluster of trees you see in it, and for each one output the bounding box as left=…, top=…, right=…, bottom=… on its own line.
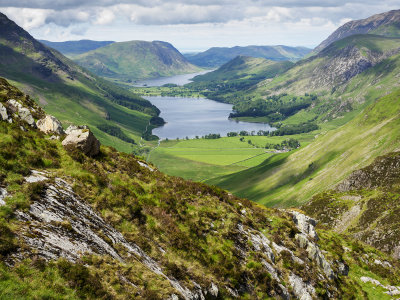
left=226, top=122, right=318, bottom=138
left=271, top=122, right=318, bottom=136
left=97, top=124, right=135, bottom=144
left=265, top=138, right=300, bottom=150
left=229, top=93, right=318, bottom=121
left=204, top=133, right=221, bottom=139
left=95, top=77, right=160, bottom=116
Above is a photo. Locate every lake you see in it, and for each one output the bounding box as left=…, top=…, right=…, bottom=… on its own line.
left=133, top=70, right=212, bottom=87
left=145, top=96, right=274, bottom=140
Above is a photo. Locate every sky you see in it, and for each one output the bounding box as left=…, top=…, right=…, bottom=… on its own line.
left=0, top=1, right=399, bottom=52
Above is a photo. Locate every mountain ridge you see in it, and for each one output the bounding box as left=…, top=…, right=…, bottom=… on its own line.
left=74, top=40, right=201, bottom=82
left=185, top=45, right=311, bottom=68
left=314, top=9, right=400, bottom=53
left=39, top=39, right=115, bottom=57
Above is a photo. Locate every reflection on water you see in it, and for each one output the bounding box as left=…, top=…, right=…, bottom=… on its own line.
left=146, top=96, right=275, bottom=140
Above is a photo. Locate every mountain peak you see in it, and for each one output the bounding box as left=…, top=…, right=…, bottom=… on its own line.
left=315, top=9, right=400, bottom=52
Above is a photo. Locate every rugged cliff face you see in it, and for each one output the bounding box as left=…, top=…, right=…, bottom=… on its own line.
left=314, top=9, right=400, bottom=53
left=0, top=78, right=399, bottom=298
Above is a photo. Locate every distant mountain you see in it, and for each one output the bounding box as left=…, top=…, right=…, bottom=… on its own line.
left=0, top=12, right=161, bottom=151
left=185, top=45, right=311, bottom=68
left=188, top=56, right=293, bottom=103
left=255, top=34, right=400, bottom=96
left=39, top=39, right=114, bottom=56
left=73, top=41, right=201, bottom=82
left=314, top=9, right=400, bottom=53
left=192, top=55, right=293, bottom=83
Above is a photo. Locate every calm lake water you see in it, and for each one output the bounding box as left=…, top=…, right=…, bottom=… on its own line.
left=146, top=96, right=274, bottom=140
left=133, top=70, right=212, bottom=87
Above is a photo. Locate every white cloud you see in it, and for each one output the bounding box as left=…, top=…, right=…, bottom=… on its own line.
left=1, top=1, right=399, bottom=50
left=93, top=8, right=115, bottom=25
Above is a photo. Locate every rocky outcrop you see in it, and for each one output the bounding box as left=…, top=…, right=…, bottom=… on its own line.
left=14, top=171, right=203, bottom=300
left=361, top=277, right=400, bottom=296
left=37, top=115, right=64, bottom=135
left=6, top=99, right=36, bottom=127
left=62, top=125, right=100, bottom=156
left=291, top=211, right=335, bottom=279
left=291, top=211, right=318, bottom=240
left=336, top=152, right=400, bottom=192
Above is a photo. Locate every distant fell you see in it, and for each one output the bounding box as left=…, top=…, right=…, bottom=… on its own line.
left=315, top=9, right=400, bottom=53
left=185, top=45, right=311, bottom=68
left=40, top=39, right=115, bottom=56
left=73, top=40, right=201, bottom=82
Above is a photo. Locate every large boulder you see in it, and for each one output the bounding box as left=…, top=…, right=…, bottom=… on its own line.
left=37, top=115, right=64, bottom=135
left=62, top=126, right=100, bottom=157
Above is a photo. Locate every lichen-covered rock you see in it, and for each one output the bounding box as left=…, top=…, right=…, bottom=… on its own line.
left=0, top=187, right=7, bottom=206
left=37, top=115, right=64, bottom=135
left=6, top=99, right=36, bottom=127
left=62, top=126, right=100, bottom=156
left=0, top=103, right=8, bottom=121
left=18, top=107, right=36, bottom=127
left=289, top=273, right=315, bottom=300
left=65, top=125, right=88, bottom=135
left=291, top=211, right=319, bottom=240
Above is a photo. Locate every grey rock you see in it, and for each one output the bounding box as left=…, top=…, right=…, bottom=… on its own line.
left=37, top=115, right=64, bottom=135
left=0, top=103, right=8, bottom=121
left=7, top=99, right=22, bottom=112
left=62, top=127, right=100, bottom=157
left=337, top=261, right=349, bottom=276
left=208, top=283, right=218, bottom=298
left=138, top=161, right=154, bottom=172
left=25, top=170, right=48, bottom=183
left=19, top=107, right=36, bottom=127
left=0, top=187, right=8, bottom=206
left=291, top=211, right=319, bottom=240
left=65, top=125, right=88, bottom=135
left=289, top=273, right=315, bottom=300
left=15, top=174, right=200, bottom=300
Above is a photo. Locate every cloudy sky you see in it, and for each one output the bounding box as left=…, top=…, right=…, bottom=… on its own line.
left=0, top=1, right=399, bottom=51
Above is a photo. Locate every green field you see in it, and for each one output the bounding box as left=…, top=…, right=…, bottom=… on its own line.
left=148, top=134, right=314, bottom=181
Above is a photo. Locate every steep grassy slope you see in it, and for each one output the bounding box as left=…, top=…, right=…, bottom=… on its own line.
left=314, top=9, right=400, bottom=53
left=186, top=45, right=311, bottom=67
left=209, top=88, right=400, bottom=207
left=1, top=77, right=399, bottom=299
left=0, top=12, right=161, bottom=152
left=74, top=40, right=201, bottom=82
left=40, top=39, right=115, bottom=57
left=303, top=151, right=400, bottom=259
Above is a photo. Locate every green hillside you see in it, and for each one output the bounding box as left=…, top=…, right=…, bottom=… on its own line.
left=0, top=78, right=399, bottom=299
left=0, top=12, right=161, bottom=153
left=192, top=55, right=293, bottom=83
left=185, top=45, right=311, bottom=67
left=74, top=40, right=201, bottom=82
left=208, top=88, right=400, bottom=207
